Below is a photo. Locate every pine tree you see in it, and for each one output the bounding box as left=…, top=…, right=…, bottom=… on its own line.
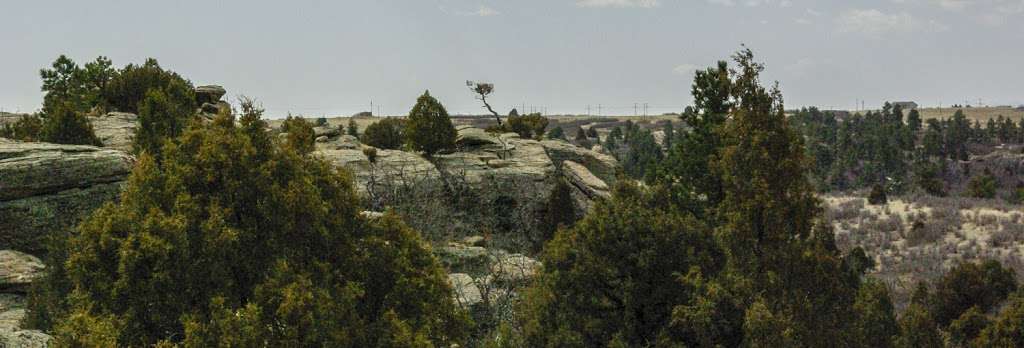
left=907, top=109, right=922, bottom=133
left=405, top=91, right=456, bottom=156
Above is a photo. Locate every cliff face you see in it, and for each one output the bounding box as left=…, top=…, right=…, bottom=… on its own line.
left=0, top=139, right=133, bottom=255
left=316, top=126, right=619, bottom=210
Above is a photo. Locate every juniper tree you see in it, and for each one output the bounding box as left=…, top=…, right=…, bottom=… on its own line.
left=33, top=107, right=468, bottom=346
left=362, top=118, right=406, bottom=149
left=405, top=91, right=456, bottom=156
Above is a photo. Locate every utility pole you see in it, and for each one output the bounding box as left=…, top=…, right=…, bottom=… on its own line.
left=587, top=105, right=591, bottom=116
left=634, top=103, right=638, bottom=116
left=643, top=103, right=648, bottom=117
left=370, top=100, right=373, bottom=116
left=598, top=104, right=602, bottom=116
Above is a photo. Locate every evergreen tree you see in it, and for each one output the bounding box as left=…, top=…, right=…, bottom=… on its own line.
left=895, top=304, right=943, bottom=348
left=133, top=80, right=196, bottom=157
left=0, top=114, right=43, bottom=141
left=906, top=109, right=922, bottom=133
left=102, top=58, right=195, bottom=114
left=930, top=260, right=1017, bottom=327
left=966, top=169, right=998, bottom=199
left=973, top=291, right=1024, bottom=347
left=546, top=126, right=565, bottom=140
left=281, top=115, right=316, bottom=155
left=713, top=48, right=859, bottom=346
left=33, top=108, right=468, bottom=346
left=347, top=118, right=359, bottom=137
left=405, top=91, right=456, bottom=156
left=39, top=103, right=102, bottom=146
left=519, top=183, right=724, bottom=347
left=947, top=110, right=970, bottom=161
left=656, top=61, right=731, bottom=215
left=853, top=279, right=899, bottom=348
left=361, top=118, right=406, bottom=150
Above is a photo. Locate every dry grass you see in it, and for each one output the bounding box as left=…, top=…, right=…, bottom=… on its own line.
left=825, top=193, right=1024, bottom=309
left=914, top=107, right=1024, bottom=123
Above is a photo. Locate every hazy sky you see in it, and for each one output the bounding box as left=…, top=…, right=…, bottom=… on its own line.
left=2, top=0, right=1022, bottom=117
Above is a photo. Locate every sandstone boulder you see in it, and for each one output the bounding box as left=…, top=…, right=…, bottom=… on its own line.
left=562, top=160, right=610, bottom=200
left=0, top=294, right=50, bottom=348
left=456, top=127, right=501, bottom=147
left=448, top=273, right=482, bottom=308
left=87, top=112, right=137, bottom=151
left=313, top=126, right=341, bottom=138
left=0, top=141, right=133, bottom=254
left=195, top=85, right=226, bottom=104
left=489, top=253, right=541, bottom=285
left=317, top=147, right=440, bottom=194
left=0, top=251, right=44, bottom=293
left=316, top=135, right=361, bottom=150
left=540, top=139, right=619, bottom=184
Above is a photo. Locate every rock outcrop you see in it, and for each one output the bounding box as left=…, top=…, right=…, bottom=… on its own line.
left=0, top=294, right=50, bottom=347
left=195, top=85, right=226, bottom=105
left=437, top=238, right=542, bottom=311
left=0, top=140, right=133, bottom=254
left=0, top=251, right=44, bottom=293
left=88, top=112, right=138, bottom=151
left=315, top=127, right=619, bottom=211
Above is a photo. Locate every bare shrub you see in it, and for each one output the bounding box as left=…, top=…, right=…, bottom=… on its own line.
left=827, top=198, right=866, bottom=221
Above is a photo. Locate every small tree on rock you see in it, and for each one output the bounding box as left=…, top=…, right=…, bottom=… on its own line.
left=405, top=91, right=456, bottom=156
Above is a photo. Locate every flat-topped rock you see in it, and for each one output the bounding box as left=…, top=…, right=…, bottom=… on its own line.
left=448, top=273, right=482, bottom=308
left=0, top=141, right=132, bottom=254
left=0, top=251, right=44, bottom=293
left=539, top=139, right=619, bottom=184
left=195, top=85, right=226, bottom=104
left=0, top=141, right=131, bottom=201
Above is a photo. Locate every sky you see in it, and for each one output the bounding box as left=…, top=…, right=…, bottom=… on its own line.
left=2, top=0, right=1023, bottom=117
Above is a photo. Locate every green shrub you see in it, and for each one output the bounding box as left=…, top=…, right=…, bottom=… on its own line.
left=852, top=279, right=899, bottom=348
left=868, top=184, right=888, bottom=205
left=347, top=118, right=359, bottom=137
left=0, top=114, right=43, bottom=141
left=894, top=304, right=943, bottom=348
left=405, top=91, right=456, bottom=156
left=931, top=260, right=1017, bottom=327
left=102, top=58, right=195, bottom=114
left=518, top=183, right=723, bottom=347
left=506, top=113, right=549, bottom=139
left=39, top=104, right=101, bottom=146
left=973, top=292, right=1024, bottom=347
left=967, top=169, right=998, bottom=199
left=314, top=117, right=328, bottom=127
left=281, top=115, right=316, bottom=155
left=546, top=126, right=565, bottom=140
left=32, top=109, right=468, bottom=346
left=363, top=147, right=378, bottom=163
left=948, top=306, right=990, bottom=347
left=362, top=118, right=406, bottom=150
left=133, top=82, right=196, bottom=156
